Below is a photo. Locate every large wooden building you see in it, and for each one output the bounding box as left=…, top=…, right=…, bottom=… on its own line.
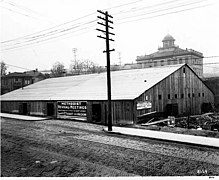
left=1, top=64, right=214, bottom=125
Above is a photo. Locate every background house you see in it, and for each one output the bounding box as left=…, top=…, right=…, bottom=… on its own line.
left=1, top=69, right=45, bottom=95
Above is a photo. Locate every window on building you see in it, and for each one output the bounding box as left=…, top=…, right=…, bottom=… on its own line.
left=198, top=93, right=201, bottom=97
left=194, top=58, right=197, bottom=64
left=181, top=93, right=184, bottom=98
left=175, top=94, right=177, bottom=99
left=183, top=68, right=186, bottom=73
left=188, top=93, right=191, bottom=98
left=192, top=93, right=195, bottom=97
left=25, top=80, right=30, bottom=85
left=158, top=95, right=162, bottom=100
left=202, top=93, right=204, bottom=97
left=168, top=94, right=170, bottom=99
left=164, top=42, right=169, bottom=48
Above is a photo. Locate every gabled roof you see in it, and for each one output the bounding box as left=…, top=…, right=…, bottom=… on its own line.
left=3, top=72, right=32, bottom=78
left=25, top=70, right=45, bottom=78
left=1, top=64, right=184, bottom=101
left=3, top=71, right=45, bottom=78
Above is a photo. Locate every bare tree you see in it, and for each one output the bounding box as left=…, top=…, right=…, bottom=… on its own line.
left=69, top=59, right=83, bottom=75
left=51, top=61, right=65, bottom=77
left=69, top=59, right=103, bottom=75
left=0, top=61, right=7, bottom=76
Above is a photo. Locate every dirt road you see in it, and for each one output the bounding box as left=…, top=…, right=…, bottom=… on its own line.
left=1, top=118, right=219, bottom=177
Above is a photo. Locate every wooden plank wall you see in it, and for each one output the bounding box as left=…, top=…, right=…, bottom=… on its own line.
left=30, top=101, right=47, bottom=116
left=1, top=101, right=56, bottom=117
left=1, top=101, right=20, bottom=114
left=136, top=65, right=214, bottom=117
left=87, top=100, right=134, bottom=125
left=1, top=100, right=134, bottom=124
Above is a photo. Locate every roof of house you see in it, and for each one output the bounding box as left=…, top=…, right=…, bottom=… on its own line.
left=0, top=64, right=184, bottom=101
left=24, top=70, right=45, bottom=78
left=3, top=72, right=32, bottom=78
left=2, top=71, right=45, bottom=78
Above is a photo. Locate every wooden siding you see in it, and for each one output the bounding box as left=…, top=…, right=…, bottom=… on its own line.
left=135, top=65, right=214, bottom=117
left=87, top=100, right=134, bottom=125
left=30, top=101, right=46, bottom=116
left=1, top=101, right=56, bottom=117
left=1, top=100, right=134, bottom=124
left=1, top=101, right=20, bottom=114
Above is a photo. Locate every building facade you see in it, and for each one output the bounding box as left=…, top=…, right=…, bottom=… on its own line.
left=1, top=69, right=45, bottom=95
left=1, top=64, right=214, bottom=125
left=136, top=34, right=204, bottom=77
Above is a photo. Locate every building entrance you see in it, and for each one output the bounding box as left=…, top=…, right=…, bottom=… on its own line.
left=201, top=103, right=212, bottom=113
left=22, top=103, right=28, bottom=115
left=92, top=104, right=101, bottom=122
left=47, top=103, right=54, bottom=116
left=166, top=103, right=178, bottom=117
left=19, top=103, right=29, bottom=115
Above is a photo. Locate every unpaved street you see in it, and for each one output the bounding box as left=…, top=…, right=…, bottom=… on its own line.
left=1, top=118, right=219, bottom=177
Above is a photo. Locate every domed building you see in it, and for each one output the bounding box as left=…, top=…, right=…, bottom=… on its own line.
left=162, top=34, right=175, bottom=48
left=136, top=34, right=203, bottom=77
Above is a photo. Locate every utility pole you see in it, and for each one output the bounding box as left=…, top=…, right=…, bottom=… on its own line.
left=118, top=52, right=122, bottom=66
left=72, top=48, right=77, bottom=63
left=97, top=10, right=115, bottom=131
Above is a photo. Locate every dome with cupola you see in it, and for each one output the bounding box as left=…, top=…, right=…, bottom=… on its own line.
left=162, top=34, right=175, bottom=48
left=162, top=34, right=175, bottom=42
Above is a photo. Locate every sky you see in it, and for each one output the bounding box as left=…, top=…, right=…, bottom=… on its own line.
left=0, top=0, right=219, bottom=74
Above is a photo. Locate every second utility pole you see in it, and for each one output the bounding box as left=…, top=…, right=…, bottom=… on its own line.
left=97, top=10, right=115, bottom=131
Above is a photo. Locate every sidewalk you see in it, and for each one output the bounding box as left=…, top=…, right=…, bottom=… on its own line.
left=0, top=113, right=48, bottom=121
left=1, top=112, right=219, bottom=148
left=103, top=126, right=219, bottom=148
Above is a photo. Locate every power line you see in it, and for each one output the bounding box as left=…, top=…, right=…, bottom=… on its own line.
left=4, top=63, right=32, bottom=71
left=1, top=12, right=97, bottom=44
left=115, top=2, right=212, bottom=24
left=136, top=56, right=219, bottom=66
left=1, top=19, right=97, bottom=49
left=1, top=24, right=97, bottom=51
left=102, top=0, right=145, bottom=11
left=0, top=19, right=97, bottom=51
left=0, top=0, right=214, bottom=51
left=114, top=0, right=209, bottom=15
left=203, top=56, right=219, bottom=59
left=1, top=0, right=55, bottom=23
left=117, top=0, right=209, bottom=19
left=1, top=0, right=207, bottom=44
left=112, top=0, right=183, bottom=15
left=0, top=5, right=38, bottom=19
left=1, top=23, right=97, bottom=51
left=3, top=0, right=44, bottom=16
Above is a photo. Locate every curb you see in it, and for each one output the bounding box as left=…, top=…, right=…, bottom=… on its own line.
left=103, top=128, right=219, bottom=149
left=0, top=115, right=49, bottom=121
